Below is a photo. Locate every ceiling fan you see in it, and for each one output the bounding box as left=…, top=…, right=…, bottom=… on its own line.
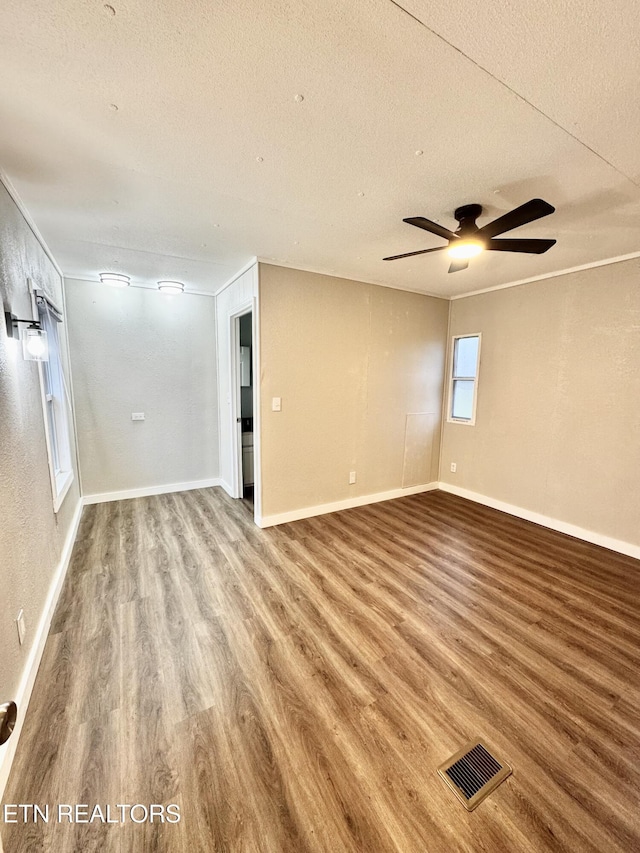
left=383, top=198, right=556, bottom=273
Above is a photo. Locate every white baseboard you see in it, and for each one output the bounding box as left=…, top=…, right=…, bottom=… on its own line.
left=256, top=482, right=439, bottom=528
left=0, top=498, right=83, bottom=802
left=218, top=478, right=235, bottom=498
left=438, top=482, right=640, bottom=560
left=83, top=478, right=222, bottom=505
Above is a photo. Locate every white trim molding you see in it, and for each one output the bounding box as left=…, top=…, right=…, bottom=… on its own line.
left=257, top=258, right=445, bottom=300
left=83, top=478, right=222, bottom=505
left=446, top=332, right=481, bottom=426
left=451, top=250, right=640, bottom=300
left=438, top=482, right=640, bottom=561
left=0, top=499, right=83, bottom=802
left=64, top=275, right=221, bottom=300
left=214, top=257, right=259, bottom=297
left=0, top=170, right=64, bottom=279
left=256, top=482, right=439, bottom=528
left=217, top=479, right=235, bottom=498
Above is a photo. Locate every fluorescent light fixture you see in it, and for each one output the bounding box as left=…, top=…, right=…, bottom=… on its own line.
left=22, top=325, right=49, bottom=361
left=99, top=272, right=130, bottom=287
left=448, top=239, right=484, bottom=260
left=157, top=280, right=185, bottom=294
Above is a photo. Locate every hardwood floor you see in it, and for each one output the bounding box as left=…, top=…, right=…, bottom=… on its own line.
left=2, top=488, right=639, bottom=852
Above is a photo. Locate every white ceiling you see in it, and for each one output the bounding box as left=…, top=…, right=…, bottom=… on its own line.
left=1, top=0, right=640, bottom=297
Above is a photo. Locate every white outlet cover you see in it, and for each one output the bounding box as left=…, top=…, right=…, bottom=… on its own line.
left=271, top=397, right=281, bottom=412
left=450, top=462, right=457, bottom=473
left=131, top=412, right=145, bottom=421
left=349, top=471, right=357, bottom=484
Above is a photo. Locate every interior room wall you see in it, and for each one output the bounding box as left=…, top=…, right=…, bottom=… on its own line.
left=440, top=259, right=640, bottom=550
left=64, top=279, right=219, bottom=497
left=0, top=179, right=80, bottom=783
left=258, top=264, right=449, bottom=521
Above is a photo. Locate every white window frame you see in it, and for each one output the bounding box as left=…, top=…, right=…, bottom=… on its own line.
left=447, top=333, right=481, bottom=426
left=31, top=283, right=74, bottom=512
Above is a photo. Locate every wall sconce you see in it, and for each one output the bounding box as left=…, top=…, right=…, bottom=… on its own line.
left=99, top=272, right=130, bottom=287
left=157, top=280, right=185, bottom=294
left=4, top=312, right=49, bottom=361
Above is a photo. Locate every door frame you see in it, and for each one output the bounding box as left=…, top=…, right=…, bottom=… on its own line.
left=228, top=301, right=260, bottom=518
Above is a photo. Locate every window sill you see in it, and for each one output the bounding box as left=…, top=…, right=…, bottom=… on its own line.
left=53, top=470, right=74, bottom=514
left=447, top=417, right=476, bottom=426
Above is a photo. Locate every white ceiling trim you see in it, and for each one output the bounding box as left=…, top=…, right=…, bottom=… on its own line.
left=451, top=250, right=640, bottom=300
left=65, top=275, right=219, bottom=299
left=0, top=169, right=63, bottom=280
left=214, top=258, right=259, bottom=297
left=257, top=258, right=448, bottom=301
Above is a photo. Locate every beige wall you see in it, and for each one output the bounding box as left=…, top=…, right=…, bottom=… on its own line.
left=259, top=264, right=449, bottom=518
left=65, top=279, right=219, bottom=497
left=0, top=181, right=80, bottom=714
left=440, top=259, right=640, bottom=547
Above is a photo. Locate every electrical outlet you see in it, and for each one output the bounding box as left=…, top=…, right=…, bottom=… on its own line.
left=349, top=471, right=356, bottom=484
left=271, top=397, right=282, bottom=412
left=450, top=462, right=457, bottom=473
left=131, top=412, right=145, bottom=421
left=16, top=609, right=26, bottom=646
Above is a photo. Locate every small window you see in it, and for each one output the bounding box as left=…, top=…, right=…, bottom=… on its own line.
left=448, top=334, right=481, bottom=424
left=36, top=294, right=74, bottom=511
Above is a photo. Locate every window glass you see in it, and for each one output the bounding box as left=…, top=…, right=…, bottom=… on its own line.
left=451, top=380, right=475, bottom=420
left=449, top=334, right=480, bottom=423
left=36, top=295, right=73, bottom=509
left=453, top=335, right=479, bottom=378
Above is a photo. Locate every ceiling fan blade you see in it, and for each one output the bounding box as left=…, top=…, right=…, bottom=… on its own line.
left=403, top=216, right=459, bottom=242
left=448, top=259, right=469, bottom=273
left=478, top=199, right=555, bottom=239
left=486, top=238, right=556, bottom=254
left=383, top=247, right=447, bottom=261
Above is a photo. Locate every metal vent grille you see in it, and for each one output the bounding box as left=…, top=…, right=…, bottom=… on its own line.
left=438, top=741, right=512, bottom=810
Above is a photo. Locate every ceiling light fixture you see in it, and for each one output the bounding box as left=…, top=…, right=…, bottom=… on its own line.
left=157, top=280, right=185, bottom=294
left=447, top=239, right=485, bottom=260
left=99, top=272, right=130, bottom=287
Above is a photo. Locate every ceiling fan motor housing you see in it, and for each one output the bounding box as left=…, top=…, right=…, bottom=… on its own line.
left=454, top=203, right=483, bottom=236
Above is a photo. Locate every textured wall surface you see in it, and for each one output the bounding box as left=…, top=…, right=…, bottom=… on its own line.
left=259, top=264, right=449, bottom=517
left=0, top=181, right=80, bottom=703
left=65, top=279, right=219, bottom=496
left=440, top=259, right=640, bottom=546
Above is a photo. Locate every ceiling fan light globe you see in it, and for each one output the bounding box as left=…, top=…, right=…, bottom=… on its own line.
left=448, top=239, right=484, bottom=260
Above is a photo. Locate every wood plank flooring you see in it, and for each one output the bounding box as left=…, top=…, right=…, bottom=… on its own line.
left=2, top=488, right=639, bottom=852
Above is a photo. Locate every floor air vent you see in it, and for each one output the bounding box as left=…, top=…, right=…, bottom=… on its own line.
left=438, top=741, right=512, bottom=810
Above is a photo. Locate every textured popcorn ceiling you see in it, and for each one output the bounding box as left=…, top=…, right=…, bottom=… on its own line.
left=1, top=0, right=639, bottom=296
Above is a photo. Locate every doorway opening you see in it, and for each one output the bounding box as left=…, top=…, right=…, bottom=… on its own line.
left=237, top=312, right=254, bottom=506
